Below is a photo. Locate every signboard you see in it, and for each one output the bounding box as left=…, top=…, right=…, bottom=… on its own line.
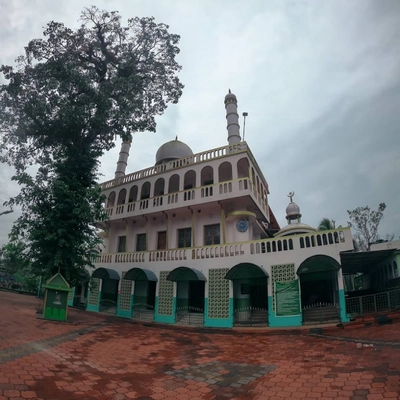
left=275, top=280, right=301, bottom=316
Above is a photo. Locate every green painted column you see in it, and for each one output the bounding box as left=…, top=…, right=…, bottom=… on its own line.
left=204, top=268, right=232, bottom=328
left=117, top=276, right=133, bottom=318
left=86, top=278, right=101, bottom=312
left=338, top=289, right=350, bottom=322
left=154, top=271, right=175, bottom=324
left=67, top=287, right=75, bottom=307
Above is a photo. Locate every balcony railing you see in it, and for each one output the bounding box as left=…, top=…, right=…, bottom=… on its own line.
left=93, top=228, right=352, bottom=265
left=104, top=177, right=268, bottom=220
left=100, top=142, right=248, bottom=190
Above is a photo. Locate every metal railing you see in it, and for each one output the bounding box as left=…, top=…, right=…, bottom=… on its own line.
left=345, top=288, right=400, bottom=318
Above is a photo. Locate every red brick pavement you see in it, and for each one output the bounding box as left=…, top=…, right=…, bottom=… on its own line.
left=1, top=291, right=399, bottom=400
left=0, top=291, right=105, bottom=351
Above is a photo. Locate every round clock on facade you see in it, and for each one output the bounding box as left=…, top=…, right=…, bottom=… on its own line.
left=236, top=219, right=249, bottom=232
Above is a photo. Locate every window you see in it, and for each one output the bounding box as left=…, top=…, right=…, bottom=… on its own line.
left=136, top=233, right=146, bottom=251
left=204, top=224, right=220, bottom=245
left=117, top=236, right=126, bottom=253
left=157, top=231, right=167, bottom=250
left=178, top=228, right=192, bottom=248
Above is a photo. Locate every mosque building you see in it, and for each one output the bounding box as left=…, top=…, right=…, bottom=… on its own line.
left=76, top=90, right=358, bottom=328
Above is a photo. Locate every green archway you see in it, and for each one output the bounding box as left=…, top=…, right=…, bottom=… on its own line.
left=167, top=267, right=207, bottom=282
left=92, top=268, right=120, bottom=280
left=224, top=263, right=268, bottom=280
left=226, top=263, right=268, bottom=326
left=92, top=268, right=120, bottom=314
left=297, top=255, right=340, bottom=275
left=167, top=267, right=206, bottom=319
left=124, top=268, right=157, bottom=316
left=298, top=255, right=341, bottom=322
left=125, top=268, right=158, bottom=282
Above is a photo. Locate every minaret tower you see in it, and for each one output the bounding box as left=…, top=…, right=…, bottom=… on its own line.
left=224, top=89, right=241, bottom=144
left=114, top=141, right=131, bottom=178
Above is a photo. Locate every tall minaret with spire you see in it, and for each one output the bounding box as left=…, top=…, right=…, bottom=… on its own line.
left=114, top=141, right=131, bottom=178
left=224, top=89, right=241, bottom=145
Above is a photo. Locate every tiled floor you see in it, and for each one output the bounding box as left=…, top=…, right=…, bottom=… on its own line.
left=1, top=291, right=399, bottom=399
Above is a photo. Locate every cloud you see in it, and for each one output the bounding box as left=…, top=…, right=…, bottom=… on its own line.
left=0, top=0, right=399, bottom=245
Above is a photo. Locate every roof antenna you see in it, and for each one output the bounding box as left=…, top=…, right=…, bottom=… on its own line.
left=242, top=112, right=248, bottom=142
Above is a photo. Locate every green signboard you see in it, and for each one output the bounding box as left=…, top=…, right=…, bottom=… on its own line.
left=276, top=280, right=300, bottom=316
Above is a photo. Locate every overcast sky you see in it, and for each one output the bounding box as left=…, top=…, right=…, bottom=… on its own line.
left=1, top=0, right=400, bottom=245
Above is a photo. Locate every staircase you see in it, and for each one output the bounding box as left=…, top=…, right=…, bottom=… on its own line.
left=175, top=312, right=204, bottom=326
left=132, top=309, right=154, bottom=322
left=302, top=304, right=340, bottom=324
left=250, top=309, right=268, bottom=326
left=100, top=300, right=117, bottom=315
left=234, top=307, right=268, bottom=326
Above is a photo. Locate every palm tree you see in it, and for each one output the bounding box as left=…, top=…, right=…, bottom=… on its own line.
left=318, top=218, right=336, bottom=231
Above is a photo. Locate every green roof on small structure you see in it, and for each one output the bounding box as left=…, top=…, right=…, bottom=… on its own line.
left=43, top=272, right=72, bottom=291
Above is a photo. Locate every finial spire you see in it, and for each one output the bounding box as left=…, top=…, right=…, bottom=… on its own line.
left=287, top=191, right=295, bottom=202
left=229, top=88, right=231, bottom=93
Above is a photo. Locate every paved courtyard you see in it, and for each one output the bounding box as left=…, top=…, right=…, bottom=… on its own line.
left=0, top=291, right=399, bottom=400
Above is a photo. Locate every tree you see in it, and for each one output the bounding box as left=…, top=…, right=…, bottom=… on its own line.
left=0, top=209, right=13, bottom=217
left=318, top=218, right=336, bottom=231
left=0, top=241, right=29, bottom=287
left=0, top=7, right=183, bottom=286
left=347, top=203, right=387, bottom=251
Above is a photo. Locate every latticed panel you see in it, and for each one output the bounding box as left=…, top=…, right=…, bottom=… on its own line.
left=119, top=272, right=133, bottom=311
left=67, top=289, right=74, bottom=302
left=271, top=264, right=295, bottom=311
left=88, top=278, right=101, bottom=306
left=208, top=268, right=230, bottom=319
left=158, top=271, right=174, bottom=315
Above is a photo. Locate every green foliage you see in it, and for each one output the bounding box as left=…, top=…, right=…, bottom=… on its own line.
left=0, top=6, right=183, bottom=287
left=0, top=6, right=183, bottom=170
left=22, top=274, right=41, bottom=293
left=347, top=203, right=386, bottom=251
left=0, top=241, right=29, bottom=277
left=7, top=152, right=107, bottom=286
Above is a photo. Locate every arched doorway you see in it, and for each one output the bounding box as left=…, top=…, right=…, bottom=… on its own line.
left=167, top=267, right=206, bottom=325
left=298, top=255, right=341, bottom=323
left=92, top=268, right=120, bottom=314
left=225, top=263, right=268, bottom=326
left=124, top=268, right=157, bottom=321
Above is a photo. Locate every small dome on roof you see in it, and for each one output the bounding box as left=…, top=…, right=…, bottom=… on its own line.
left=286, top=202, right=301, bottom=218
left=285, top=191, right=302, bottom=222
left=275, top=191, right=315, bottom=236
left=155, top=137, right=193, bottom=165
left=274, top=222, right=316, bottom=237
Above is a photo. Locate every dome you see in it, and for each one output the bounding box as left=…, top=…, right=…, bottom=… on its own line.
left=155, top=138, right=193, bottom=165
left=286, top=202, right=301, bottom=219
left=274, top=223, right=316, bottom=237
left=224, top=89, right=237, bottom=104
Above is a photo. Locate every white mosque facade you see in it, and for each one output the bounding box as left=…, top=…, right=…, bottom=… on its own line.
left=80, top=91, right=356, bottom=328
